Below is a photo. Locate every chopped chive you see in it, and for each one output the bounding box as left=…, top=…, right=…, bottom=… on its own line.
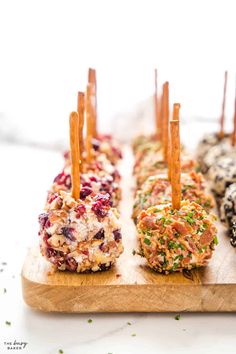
left=5, top=321, right=11, bottom=326
left=132, top=249, right=136, bottom=255
left=175, top=314, right=181, bottom=320
left=3, top=288, right=6, bottom=293
left=131, top=333, right=136, bottom=337
left=87, top=319, right=92, bottom=323
left=59, top=350, right=64, bottom=354
left=127, top=322, right=131, bottom=325
left=213, top=236, right=218, bottom=245
left=144, top=238, right=151, bottom=245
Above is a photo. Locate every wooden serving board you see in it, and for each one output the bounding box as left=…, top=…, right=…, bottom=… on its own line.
left=21, top=147, right=236, bottom=312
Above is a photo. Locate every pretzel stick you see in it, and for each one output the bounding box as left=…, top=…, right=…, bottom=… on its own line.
left=162, top=81, right=169, bottom=162
left=232, top=81, right=236, bottom=146
left=168, top=103, right=180, bottom=180
left=77, top=92, right=85, bottom=171
left=170, top=104, right=181, bottom=210
left=88, top=68, right=97, bottom=137
left=69, top=112, right=80, bottom=200
left=219, top=70, right=228, bottom=138
left=86, top=84, right=92, bottom=164
left=158, top=90, right=164, bottom=144
left=154, top=69, right=159, bottom=136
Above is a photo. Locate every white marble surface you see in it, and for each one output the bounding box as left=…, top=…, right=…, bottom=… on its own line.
left=1, top=142, right=236, bottom=354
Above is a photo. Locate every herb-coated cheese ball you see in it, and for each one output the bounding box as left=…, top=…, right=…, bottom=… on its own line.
left=137, top=200, right=218, bottom=274
left=132, top=171, right=214, bottom=223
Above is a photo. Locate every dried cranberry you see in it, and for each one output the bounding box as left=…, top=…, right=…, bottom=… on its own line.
left=91, top=201, right=108, bottom=218
left=80, top=186, right=93, bottom=199
left=90, top=176, right=98, bottom=182
left=45, top=219, right=51, bottom=228
left=82, top=249, right=89, bottom=256
left=63, top=150, right=70, bottom=160
left=94, top=229, right=105, bottom=239
left=113, top=229, right=122, bottom=242
left=46, top=247, right=63, bottom=258
left=61, top=227, right=76, bottom=241
left=82, top=181, right=92, bottom=188
left=92, top=138, right=101, bottom=151
left=53, top=171, right=71, bottom=189
left=95, top=192, right=111, bottom=206
left=65, top=257, right=78, bottom=272
left=75, top=204, right=86, bottom=218
left=65, top=175, right=72, bottom=188
left=48, top=193, right=58, bottom=204
left=38, top=213, right=49, bottom=228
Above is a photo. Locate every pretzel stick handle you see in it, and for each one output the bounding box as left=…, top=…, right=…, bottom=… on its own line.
left=154, top=69, right=159, bottom=136
left=88, top=68, right=97, bottom=137
left=231, top=81, right=236, bottom=146
left=77, top=92, right=85, bottom=171
left=219, top=70, right=228, bottom=138
left=170, top=105, right=181, bottom=210
left=69, top=112, right=80, bottom=200
left=162, top=81, right=169, bottom=162
left=86, top=84, right=92, bottom=164
left=168, top=104, right=181, bottom=180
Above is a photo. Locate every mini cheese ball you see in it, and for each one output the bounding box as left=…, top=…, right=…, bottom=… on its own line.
left=132, top=134, right=158, bottom=155
left=196, top=132, right=229, bottom=165
left=39, top=190, right=123, bottom=273
left=208, top=156, right=236, bottom=196
left=220, top=183, right=236, bottom=229
left=132, top=171, right=214, bottom=223
left=64, top=134, right=122, bottom=166
left=48, top=167, right=121, bottom=207
left=137, top=200, right=218, bottom=274
left=200, top=142, right=236, bottom=175
left=134, top=151, right=197, bottom=188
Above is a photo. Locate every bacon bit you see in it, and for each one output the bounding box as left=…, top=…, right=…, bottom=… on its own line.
left=142, top=216, right=157, bottom=229
left=138, top=211, right=148, bottom=220
left=172, top=221, right=189, bottom=235
left=116, top=273, right=121, bottom=278
left=200, top=229, right=214, bottom=245
left=182, top=256, right=191, bottom=264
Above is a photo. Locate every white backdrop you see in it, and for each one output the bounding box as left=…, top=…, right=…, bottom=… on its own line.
left=0, top=0, right=236, bottom=146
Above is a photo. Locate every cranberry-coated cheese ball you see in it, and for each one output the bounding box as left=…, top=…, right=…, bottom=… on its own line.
left=64, top=134, right=122, bottom=166
left=132, top=171, right=214, bottom=223
left=48, top=168, right=121, bottom=207
left=137, top=200, right=218, bottom=274
left=92, top=135, right=122, bottom=165
left=208, top=156, right=236, bottom=196
left=39, top=191, right=123, bottom=273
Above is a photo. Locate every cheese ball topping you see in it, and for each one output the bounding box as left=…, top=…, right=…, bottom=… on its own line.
left=64, top=134, right=122, bottom=166
left=220, top=183, right=236, bottom=228
left=196, top=133, right=229, bottom=164
left=132, top=171, right=214, bottom=223
left=48, top=168, right=121, bottom=207
left=137, top=200, right=218, bottom=274
left=134, top=151, right=196, bottom=188
left=201, top=143, right=235, bottom=175
left=39, top=191, right=123, bottom=273
left=208, top=156, right=236, bottom=196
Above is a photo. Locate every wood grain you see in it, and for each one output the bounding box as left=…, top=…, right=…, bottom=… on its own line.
left=21, top=146, right=236, bottom=312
